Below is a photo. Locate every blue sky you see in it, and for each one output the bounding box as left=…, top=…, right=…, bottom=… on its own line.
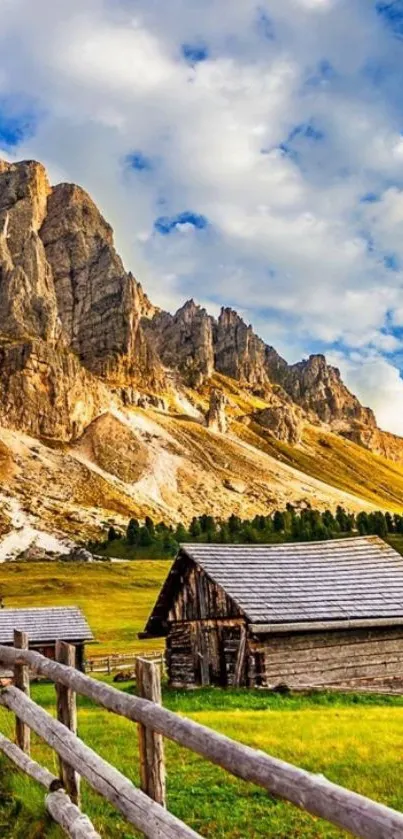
left=1, top=0, right=403, bottom=432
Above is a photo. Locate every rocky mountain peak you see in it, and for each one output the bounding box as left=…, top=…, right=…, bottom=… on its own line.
left=0, top=156, right=386, bottom=461
left=214, top=306, right=271, bottom=386
left=281, top=354, right=376, bottom=427
left=40, top=178, right=163, bottom=387
left=145, top=298, right=214, bottom=386
left=0, top=160, right=59, bottom=343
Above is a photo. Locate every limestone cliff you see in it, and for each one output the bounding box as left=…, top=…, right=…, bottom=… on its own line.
left=0, top=161, right=60, bottom=343
left=214, top=307, right=287, bottom=387
left=251, top=396, right=303, bottom=445
left=145, top=299, right=214, bottom=387
left=0, top=153, right=401, bottom=505
left=278, top=354, right=376, bottom=428
left=40, top=182, right=163, bottom=388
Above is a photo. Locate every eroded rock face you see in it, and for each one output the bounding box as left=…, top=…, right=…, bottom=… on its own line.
left=279, top=354, right=376, bottom=428
left=206, top=388, right=227, bottom=433
left=252, top=397, right=303, bottom=445
left=0, top=161, right=60, bottom=342
left=146, top=299, right=214, bottom=387
left=214, top=307, right=283, bottom=386
left=0, top=338, right=109, bottom=440
left=40, top=183, right=163, bottom=387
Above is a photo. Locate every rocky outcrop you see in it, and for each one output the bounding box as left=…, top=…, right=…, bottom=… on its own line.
left=340, top=423, right=403, bottom=464
left=40, top=182, right=163, bottom=388
left=0, top=161, right=60, bottom=342
left=252, top=395, right=303, bottom=445
left=278, top=354, right=376, bottom=428
left=0, top=338, right=109, bottom=440
left=145, top=299, right=214, bottom=387
left=214, top=307, right=287, bottom=387
left=206, top=388, right=227, bottom=433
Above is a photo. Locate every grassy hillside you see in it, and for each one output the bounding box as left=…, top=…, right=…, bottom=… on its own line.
left=235, top=422, right=403, bottom=512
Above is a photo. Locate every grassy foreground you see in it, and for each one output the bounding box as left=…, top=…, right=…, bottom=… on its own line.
left=1, top=561, right=403, bottom=837
left=1, top=685, right=403, bottom=838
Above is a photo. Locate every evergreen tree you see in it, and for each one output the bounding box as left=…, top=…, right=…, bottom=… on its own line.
left=243, top=524, right=259, bottom=543
left=228, top=514, right=242, bottom=534
left=107, top=525, right=119, bottom=542
left=369, top=511, right=387, bottom=538
left=175, top=522, right=188, bottom=543
left=162, top=532, right=178, bottom=554
left=357, top=511, right=369, bottom=535
left=189, top=517, right=202, bottom=539
left=336, top=505, right=349, bottom=532
left=385, top=512, right=394, bottom=533
left=138, top=526, right=153, bottom=547
left=126, top=518, right=140, bottom=545
left=145, top=516, right=155, bottom=535
left=273, top=510, right=285, bottom=532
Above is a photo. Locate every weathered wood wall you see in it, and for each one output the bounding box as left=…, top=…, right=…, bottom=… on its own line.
left=167, top=563, right=242, bottom=623
left=166, top=619, right=247, bottom=688
left=249, top=626, right=403, bottom=691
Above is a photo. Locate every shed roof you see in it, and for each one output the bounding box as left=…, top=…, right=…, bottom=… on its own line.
left=144, top=536, right=403, bottom=634
left=0, top=607, right=93, bottom=644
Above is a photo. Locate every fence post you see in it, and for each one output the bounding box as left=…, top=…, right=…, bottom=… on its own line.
left=13, top=630, right=30, bottom=755
left=135, top=657, right=166, bottom=807
left=55, top=640, right=81, bottom=806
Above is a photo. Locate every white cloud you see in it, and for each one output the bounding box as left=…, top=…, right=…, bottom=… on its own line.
left=329, top=350, right=403, bottom=436
left=1, top=0, right=403, bottom=429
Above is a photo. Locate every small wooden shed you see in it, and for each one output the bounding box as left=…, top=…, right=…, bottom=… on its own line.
left=143, top=537, right=403, bottom=691
left=0, top=606, right=93, bottom=672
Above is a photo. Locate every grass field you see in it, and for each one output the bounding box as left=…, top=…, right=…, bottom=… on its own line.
left=1, top=560, right=403, bottom=837
left=0, top=559, right=170, bottom=654
left=1, top=684, right=403, bottom=838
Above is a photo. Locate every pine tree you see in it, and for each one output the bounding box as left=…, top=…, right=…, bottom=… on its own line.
left=273, top=510, right=285, bottom=532
left=175, top=523, right=188, bottom=543
left=189, top=517, right=202, bottom=539
left=107, top=525, right=119, bottom=542
left=145, top=516, right=155, bottom=535
left=126, top=518, right=140, bottom=545
left=138, top=526, right=153, bottom=547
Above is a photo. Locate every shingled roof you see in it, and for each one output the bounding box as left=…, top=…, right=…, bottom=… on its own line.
left=145, top=536, right=403, bottom=633
left=0, top=606, right=93, bottom=644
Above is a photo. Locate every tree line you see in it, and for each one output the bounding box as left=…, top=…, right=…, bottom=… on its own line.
left=90, top=505, right=403, bottom=559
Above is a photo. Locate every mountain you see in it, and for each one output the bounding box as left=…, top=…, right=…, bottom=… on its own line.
left=0, top=157, right=403, bottom=552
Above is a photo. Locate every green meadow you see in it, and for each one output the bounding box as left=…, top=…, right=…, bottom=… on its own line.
left=0, top=561, right=403, bottom=837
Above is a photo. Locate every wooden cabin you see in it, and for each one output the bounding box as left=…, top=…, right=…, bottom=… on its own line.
left=0, top=606, right=93, bottom=673
left=142, top=536, right=403, bottom=691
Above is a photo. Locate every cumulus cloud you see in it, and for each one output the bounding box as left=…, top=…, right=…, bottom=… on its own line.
left=329, top=349, right=403, bottom=436
left=0, top=0, right=403, bottom=429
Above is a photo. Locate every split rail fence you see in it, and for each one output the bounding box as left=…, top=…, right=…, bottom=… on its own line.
left=0, top=633, right=403, bottom=838
left=85, top=649, right=163, bottom=675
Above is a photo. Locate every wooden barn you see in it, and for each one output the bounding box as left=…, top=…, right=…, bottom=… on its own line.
left=143, top=536, right=403, bottom=691
left=0, top=606, right=93, bottom=672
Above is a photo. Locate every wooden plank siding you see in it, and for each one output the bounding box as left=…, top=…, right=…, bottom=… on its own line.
left=249, top=627, right=403, bottom=691
left=167, top=562, right=242, bottom=623
left=167, top=620, right=247, bottom=688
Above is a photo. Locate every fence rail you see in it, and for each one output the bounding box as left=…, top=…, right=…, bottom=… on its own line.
left=0, top=637, right=403, bottom=838
left=85, top=649, right=163, bottom=674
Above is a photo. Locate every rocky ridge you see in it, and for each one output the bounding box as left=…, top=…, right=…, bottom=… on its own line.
left=0, top=157, right=403, bottom=543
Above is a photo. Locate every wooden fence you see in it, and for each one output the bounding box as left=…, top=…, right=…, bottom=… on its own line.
left=85, top=649, right=163, bottom=675
left=0, top=634, right=403, bottom=838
